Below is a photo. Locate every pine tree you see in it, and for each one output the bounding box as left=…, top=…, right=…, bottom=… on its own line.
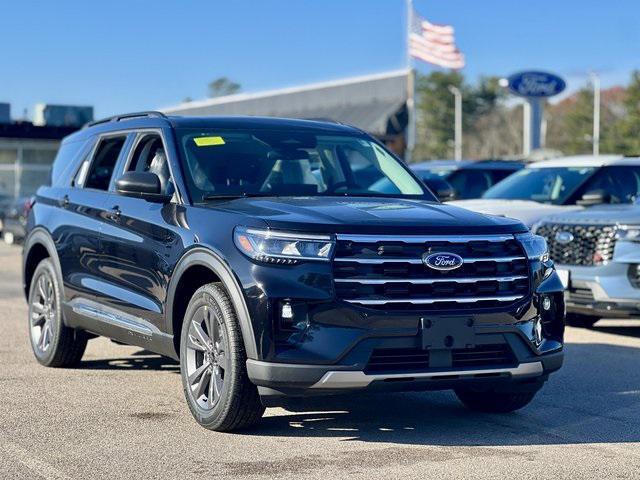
left=618, top=71, right=640, bottom=155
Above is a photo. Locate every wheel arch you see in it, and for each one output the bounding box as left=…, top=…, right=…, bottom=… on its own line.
left=23, top=227, right=62, bottom=300
left=166, top=247, right=258, bottom=360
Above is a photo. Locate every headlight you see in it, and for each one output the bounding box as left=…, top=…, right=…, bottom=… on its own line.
left=515, top=232, right=549, bottom=262
left=234, top=227, right=334, bottom=264
left=616, top=226, right=640, bottom=242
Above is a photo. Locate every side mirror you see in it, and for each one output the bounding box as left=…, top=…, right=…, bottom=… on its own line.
left=423, top=178, right=456, bottom=202
left=577, top=189, right=610, bottom=206
left=115, top=171, right=171, bottom=203
left=434, top=186, right=456, bottom=202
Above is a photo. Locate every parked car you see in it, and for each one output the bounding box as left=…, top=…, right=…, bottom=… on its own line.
left=412, top=159, right=524, bottom=200
left=452, top=155, right=640, bottom=226
left=533, top=200, right=640, bottom=327
left=23, top=112, right=564, bottom=431
left=2, top=197, right=32, bottom=244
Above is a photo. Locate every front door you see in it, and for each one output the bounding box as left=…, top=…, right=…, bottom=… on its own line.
left=97, top=131, right=187, bottom=347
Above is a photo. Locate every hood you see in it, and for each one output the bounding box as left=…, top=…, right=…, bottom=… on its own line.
left=205, top=196, right=527, bottom=235
left=449, top=199, right=583, bottom=227
left=540, top=204, right=640, bottom=226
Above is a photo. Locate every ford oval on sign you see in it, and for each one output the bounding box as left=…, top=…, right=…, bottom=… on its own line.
left=423, top=252, right=464, bottom=271
left=508, top=71, right=566, bottom=98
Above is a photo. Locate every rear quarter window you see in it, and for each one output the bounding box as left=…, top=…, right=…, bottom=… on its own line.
left=50, top=138, right=93, bottom=187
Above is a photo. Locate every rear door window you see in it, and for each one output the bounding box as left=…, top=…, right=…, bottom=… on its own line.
left=81, top=136, right=127, bottom=190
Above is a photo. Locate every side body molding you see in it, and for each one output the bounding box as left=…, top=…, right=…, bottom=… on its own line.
left=165, top=247, right=258, bottom=360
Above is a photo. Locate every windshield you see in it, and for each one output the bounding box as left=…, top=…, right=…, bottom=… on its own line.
left=177, top=129, right=430, bottom=201
left=482, top=167, right=596, bottom=204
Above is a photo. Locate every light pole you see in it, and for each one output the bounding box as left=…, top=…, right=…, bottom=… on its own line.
left=590, top=72, right=600, bottom=156
left=448, top=85, right=462, bottom=161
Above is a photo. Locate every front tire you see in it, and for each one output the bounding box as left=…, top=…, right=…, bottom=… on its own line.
left=28, top=258, right=87, bottom=367
left=180, top=283, right=264, bottom=431
left=455, top=388, right=538, bottom=413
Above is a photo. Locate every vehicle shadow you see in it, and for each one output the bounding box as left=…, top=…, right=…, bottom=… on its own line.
left=80, top=349, right=180, bottom=373
left=592, top=322, right=640, bottom=339
left=76, top=340, right=640, bottom=447
left=247, top=341, right=640, bottom=446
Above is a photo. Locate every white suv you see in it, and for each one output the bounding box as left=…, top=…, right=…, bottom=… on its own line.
left=451, top=155, right=640, bottom=227
left=533, top=202, right=640, bottom=327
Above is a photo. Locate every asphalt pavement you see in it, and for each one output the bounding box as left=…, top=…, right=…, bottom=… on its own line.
left=0, top=242, right=639, bottom=479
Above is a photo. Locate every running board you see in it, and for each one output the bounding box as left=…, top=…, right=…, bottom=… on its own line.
left=310, top=362, right=544, bottom=389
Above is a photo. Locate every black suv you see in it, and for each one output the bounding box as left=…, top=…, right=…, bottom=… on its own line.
left=22, top=112, right=565, bottom=431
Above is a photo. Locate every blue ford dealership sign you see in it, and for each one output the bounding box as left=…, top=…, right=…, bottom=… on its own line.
left=508, top=71, right=566, bottom=98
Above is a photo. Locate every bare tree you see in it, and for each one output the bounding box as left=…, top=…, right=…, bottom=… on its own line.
left=208, top=77, right=241, bottom=98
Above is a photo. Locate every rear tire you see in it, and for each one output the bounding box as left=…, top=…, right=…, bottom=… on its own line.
left=28, top=258, right=88, bottom=367
left=565, top=313, right=599, bottom=329
left=455, top=388, right=538, bottom=413
left=180, top=282, right=264, bottom=431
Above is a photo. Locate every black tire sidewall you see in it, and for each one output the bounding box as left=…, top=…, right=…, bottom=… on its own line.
left=28, top=258, right=63, bottom=366
left=179, top=284, right=242, bottom=428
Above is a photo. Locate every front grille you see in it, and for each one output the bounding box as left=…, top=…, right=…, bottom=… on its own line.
left=365, top=344, right=515, bottom=373
left=332, top=234, right=529, bottom=311
left=567, top=287, right=595, bottom=305
left=536, top=223, right=616, bottom=266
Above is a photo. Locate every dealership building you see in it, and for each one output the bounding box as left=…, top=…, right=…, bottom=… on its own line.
left=0, top=103, right=92, bottom=199
left=162, top=70, right=410, bottom=155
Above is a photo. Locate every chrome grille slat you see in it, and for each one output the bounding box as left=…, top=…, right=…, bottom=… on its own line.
left=335, top=275, right=528, bottom=284
left=334, top=256, right=525, bottom=264
left=344, top=295, right=523, bottom=305
left=336, top=234, right=515, bottom=243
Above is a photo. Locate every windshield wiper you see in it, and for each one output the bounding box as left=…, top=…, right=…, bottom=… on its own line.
left=201, top=193, right=271, bottom=201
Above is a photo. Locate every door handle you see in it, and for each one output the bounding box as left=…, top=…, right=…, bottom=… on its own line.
left=59, top=195, right=69, bottom=208
left=108, top=206, right=121, bottom=221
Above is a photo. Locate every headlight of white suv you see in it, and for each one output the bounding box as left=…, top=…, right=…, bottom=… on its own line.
left=234, top=227, right=334, bottom=264
left=616, top=226, right=640, bottom=242
left=515, top=232, right=550, bottom=262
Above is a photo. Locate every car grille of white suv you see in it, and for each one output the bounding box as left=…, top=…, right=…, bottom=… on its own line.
left=536, top=223, right=617, bottom=266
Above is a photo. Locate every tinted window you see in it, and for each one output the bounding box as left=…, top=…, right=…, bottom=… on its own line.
left=483, top=167, right=596, bottom=205
left=177, top=129, right=428, bottom=200
left=571, top=166, right=640, bottom=204
left=84, top=136, right=126, bottom=190
left=126, top=134, right=174, bottom=196
left=51, top=140, right=87, bottom=186
left=447, top=169, right=493, bottom=199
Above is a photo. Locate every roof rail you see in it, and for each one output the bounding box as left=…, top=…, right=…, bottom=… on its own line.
left=85, top=111, right=168, bottom=128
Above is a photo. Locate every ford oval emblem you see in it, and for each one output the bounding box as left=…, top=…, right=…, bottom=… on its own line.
left=507, top=71, right=566, bottom=98
left=423, top=252, right=464, bottom=271
left=555, top=231, right=574, bottom=244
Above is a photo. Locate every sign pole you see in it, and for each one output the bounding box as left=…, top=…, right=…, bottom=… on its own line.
left=591, top=72, right=600, bottom=156
left=405, top=0, right=415, bottom=163
left=448, top=85, right=462, bottom=161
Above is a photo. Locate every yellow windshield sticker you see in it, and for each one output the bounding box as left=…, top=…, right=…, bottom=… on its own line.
left=194, top=136, right=225, bottom=146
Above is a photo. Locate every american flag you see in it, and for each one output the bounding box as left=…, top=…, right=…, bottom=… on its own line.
left=409, top=8, right=465, bottom=69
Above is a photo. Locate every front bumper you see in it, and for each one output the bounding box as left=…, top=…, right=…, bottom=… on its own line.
left=247, top=327, right=564, bottom=398
left=561, top=262, right=640, bottom=318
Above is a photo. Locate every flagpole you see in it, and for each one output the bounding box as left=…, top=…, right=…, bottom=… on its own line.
left=405, top=0, right=416, bottom=163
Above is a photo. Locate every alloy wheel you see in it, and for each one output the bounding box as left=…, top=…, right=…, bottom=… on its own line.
left=29, top=271, right=56, bottom=354
left=185, top=305, right=229, bottom=410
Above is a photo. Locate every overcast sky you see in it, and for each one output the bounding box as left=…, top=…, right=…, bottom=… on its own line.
left=2, top=0, right=638, bottom=119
